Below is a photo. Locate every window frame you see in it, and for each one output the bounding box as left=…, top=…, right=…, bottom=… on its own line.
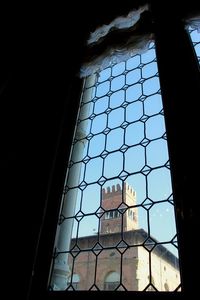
left=27, top=2, right=200, bottom=299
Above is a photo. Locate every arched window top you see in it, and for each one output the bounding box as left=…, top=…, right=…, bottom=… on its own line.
left=105, top=272, right=120, bottom=283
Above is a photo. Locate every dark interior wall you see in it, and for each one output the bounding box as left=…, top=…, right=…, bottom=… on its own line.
left=2, top=2, right=141, bottom=298
left=1, top=1, right=200, bottom=299
left=1, top=4, right=80, bottom=298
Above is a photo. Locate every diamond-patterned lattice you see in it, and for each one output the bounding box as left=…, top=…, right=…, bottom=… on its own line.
left=100, top=150, right=109, bottom=158
left=105, top=108, right=112, bottom=114
left=141, top=138, right=150, bottom=147
left=92, top=242, right=103, bottom=255
left=123, top=84, right=129, bottom=90
left=119, top=171, right=129, bottom=180
left=92, top=96, right=98, bottom=103
left=118, top=203, right=128, bottom=213
left=121, top=121, right=129, bottom=128
left=139, top=95, right=146, bottom=102
left=139, top=78, right=145, bottom=84
left=140, top=114, right=149, bottom=123
left=79, top=181, right=87, bottom=190
left=95, top=207, right=105, bottom=218
left=139, top=63, right=145, bottom=68
left=50, top=41, right=181, bottom=292
left=107, top=91, right=113, bottom=96
left=89, top=113, right=96, bottom=120
left=103, top=127, right=111, bottom=135
left=75, top=211, right=84, bottom=221
left=116, top=240, right=129, bottom=254
left=70, top=245, right=81, bottom=258
left=142, top=198, right=154, bottom=210
left=83, top=156, right=91, bottom=164
left=98, top=176, right=107, bottom=185
left=121, top=101, right=129, bottom=108
left=86, top=133, right=94, bottom=140
left=119, top=144, right=128, bottom=153
left=143, top=237, right=156, bottom=251
left=141, top=165, right=151, bottom=175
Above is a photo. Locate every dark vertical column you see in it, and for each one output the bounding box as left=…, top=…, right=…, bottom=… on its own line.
left=151, top=0, right=200, bottom=295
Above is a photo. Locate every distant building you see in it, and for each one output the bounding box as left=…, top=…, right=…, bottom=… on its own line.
left=67, top=183, right=181, bottom=291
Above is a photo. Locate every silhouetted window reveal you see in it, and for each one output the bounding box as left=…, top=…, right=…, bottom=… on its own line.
left=48, top=5, right=182, bottom=291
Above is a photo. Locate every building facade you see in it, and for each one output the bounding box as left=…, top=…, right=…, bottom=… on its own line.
left=67, top=183, right=180, bottom=291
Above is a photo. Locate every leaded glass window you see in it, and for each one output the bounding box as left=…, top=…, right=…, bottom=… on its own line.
left=48, top=41, right=181, bottom=292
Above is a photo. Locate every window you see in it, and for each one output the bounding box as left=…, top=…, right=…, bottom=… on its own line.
left=28, top=2, right=200, bottom=299
left=105, top=210, right=121, bottom=219
left=48, top=13, right=181, bottom=291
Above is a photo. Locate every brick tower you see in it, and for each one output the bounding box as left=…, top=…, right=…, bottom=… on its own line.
left=100, top=182, right=138, bottom=234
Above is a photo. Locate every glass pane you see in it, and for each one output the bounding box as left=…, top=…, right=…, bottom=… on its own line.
left=88, top=133, right=105, bottom=157
left=108, top=107, right=124, bottom=129
left=111, top=75, right=125, bottom=91
left=96, top=81, right=110, bottom=97
left=91, top=114, right=107, bottom=134
left=146, top=139, right=169, bottom=168
left=125, top=122, right=144, bottom=146
left=125, top=145, right=145, bottom=173
left=104, top=152, right=123, bottom=178
left=126, top=101, right=143, bottom=122
left=142, top=62, right=158, bottom=78
left=81, top=183, right=101, bottom=214
left=94, top=96, right=109, bottom=114
left=106, top=128, right=124, bottom=152
left=126, top=54, right=140, bottom=70
left=126, top=83, right=142, bottom=102
left=110, top=90, right=125, bottom=109
left=49, top=42, right=181, bottom=292
left=112, top=61, right=125, bottom=76
left=99, top=68, right=112, bottom=82
left=144, top=94, right=163, bottom=116
left=85, top=157, right=103, bottom=183
left=126, top=68, right=141, bottom=85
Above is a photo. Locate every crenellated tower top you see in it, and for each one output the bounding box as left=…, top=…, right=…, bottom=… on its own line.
left=100, top=182, right=138, bottom=234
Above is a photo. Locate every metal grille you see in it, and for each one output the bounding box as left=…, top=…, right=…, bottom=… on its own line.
left=49, top=42, right=181, bottom=292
